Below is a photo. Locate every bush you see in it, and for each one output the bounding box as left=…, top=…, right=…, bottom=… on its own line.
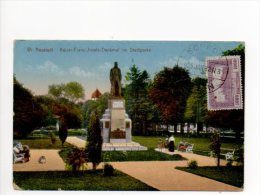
left=172, top=154, right=183, bottom=160
left=66, top=147, right=87, bottom=174
left=226, top=160, right=233, bottom=167
left=103, top=163, right=114, bottom=176
left=188, top=160, right=198, bottom=169
left=49, top=132, right=56, bottom=144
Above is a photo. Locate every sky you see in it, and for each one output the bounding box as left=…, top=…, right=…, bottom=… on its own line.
left=14, top=41, right=242, bottom=100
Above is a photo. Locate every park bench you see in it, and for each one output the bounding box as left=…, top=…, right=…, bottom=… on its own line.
left=209, top=148, right=236, bottom=161
left=221, top=148, right=236, bottom=161
left=178, top=142, right=194, bottom=153
left=13, top=142, right=30, bottom=163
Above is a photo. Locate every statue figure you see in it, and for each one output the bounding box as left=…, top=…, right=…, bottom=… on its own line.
left=110, top=62, right=122, bottom=97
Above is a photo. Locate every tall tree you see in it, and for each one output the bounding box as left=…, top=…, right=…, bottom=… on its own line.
left=85, top=110, right=103, bottom=171
left=124, top=64, right=153, bottom=135
left=209, top=132, right=221, bottom=167
left=184, top=77, right=207, bottom=134
left=205, top=44, right=245, bottom=139
left=82, top=92, right=110, bottom=128
left=13, top=77, right=44, bottom=138
left=149, top=66, right=191, bottom=133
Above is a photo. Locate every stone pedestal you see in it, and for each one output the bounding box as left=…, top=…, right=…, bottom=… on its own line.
left=100, top=98, right=132, bottom=143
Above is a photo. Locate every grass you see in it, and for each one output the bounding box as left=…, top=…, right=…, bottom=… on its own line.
left=59, top=147, right=186, bottom=162
left=17, top=138, right=73, bottom=149
left=176, top=166, right=244, bottom=188
left=133, top=136, right=243, bottom=157
left=13, top=170, right=156, bottom=191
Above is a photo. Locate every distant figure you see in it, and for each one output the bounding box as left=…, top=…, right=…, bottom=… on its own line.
left=168, top=135, right=175, bottom=152
left=110, top=62, right=122, bottom=97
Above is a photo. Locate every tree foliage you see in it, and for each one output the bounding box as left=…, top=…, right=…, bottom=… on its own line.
left=124, top=64, right=154, bottom=135
left=13, top=77, right=44, bottom=138
left=184, top=77, right=207, bottom=133
left=85, top=110, right=103, bottom=171
left=149, top=66, right=191, bottom=130
left=48, top=81, right=85, bottom=103
left=82, top=92, right=110, bottom=128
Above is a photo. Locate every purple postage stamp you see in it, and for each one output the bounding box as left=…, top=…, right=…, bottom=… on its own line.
left=206, top=56, right=243, bottom=110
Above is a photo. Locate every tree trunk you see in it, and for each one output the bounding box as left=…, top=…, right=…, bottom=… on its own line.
left=180, top=123, right=184, bottom=136
left=187, top=122, right=190, bottom=134
left=142, top=121, right=146, bottom=136
left=92, top=163, right=97, bottom=171
left=197, top=122, right=203, bottom=136
left=174, top=124, right=178, bottom=135
left=217, top=155, right=220, bottom=167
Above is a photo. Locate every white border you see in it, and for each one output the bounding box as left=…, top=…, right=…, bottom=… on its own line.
left=1, top=1, right=260, bottom=195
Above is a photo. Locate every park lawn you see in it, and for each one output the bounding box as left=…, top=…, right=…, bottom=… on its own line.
left=13, top=170, right=156, bottom=191
left=59, top=147, right=186, bottom=162
left=176, top=166, right=244, bottom=188
left=17, top=138, right=73, bottom=149
left=133, top=136, right=243, bottom=156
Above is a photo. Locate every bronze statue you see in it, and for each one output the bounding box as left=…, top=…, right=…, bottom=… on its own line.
left=110, top=62, right=122, bottom=97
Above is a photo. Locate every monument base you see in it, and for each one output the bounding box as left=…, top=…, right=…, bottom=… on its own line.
left=102, top=142, right=147, bottom=151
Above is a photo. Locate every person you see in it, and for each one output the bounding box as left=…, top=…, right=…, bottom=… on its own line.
left=110, top=62, right=122, bottom=97
left=168, top=135, right=175, bottom=152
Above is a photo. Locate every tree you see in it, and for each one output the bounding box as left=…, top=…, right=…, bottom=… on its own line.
left=149, top=66, right=191, bottom=133
left=205, top=44, right=245, bottom=139
left=124, top=64, right=153, bottom=135
left=59, top=116, right=68, bottom=147
left=48, top=81, right=85, bottom=103
left=82, top=92, right=110, bottom=128
left=184, top=77, right=207, bottom=134
left=36, top=94, right=83, bottom=129
left=13, top=77, right=44, bottom=138
left=85, top=110, right=103, bottom=171
left=209, top=132, right=221, bottom=167
left=64, top=82, right=85, bottom=103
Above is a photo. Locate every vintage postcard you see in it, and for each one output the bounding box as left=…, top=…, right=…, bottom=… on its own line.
left=13, top=41, right=244, bottom=191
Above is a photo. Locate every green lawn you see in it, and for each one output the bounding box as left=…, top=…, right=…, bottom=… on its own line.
left=176, top=166, right=244, bottom=188
left=13, top=170, right=156, bottom=191
left=17, top=138, right=73, bottom=149
left=133, top=136, right=243, bottom=157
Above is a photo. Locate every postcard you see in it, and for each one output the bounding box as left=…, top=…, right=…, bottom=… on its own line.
left=13, top=40, right=244, bottom=191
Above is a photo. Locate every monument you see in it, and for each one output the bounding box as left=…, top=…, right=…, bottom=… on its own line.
left=100, top=62, right=147, bottom=151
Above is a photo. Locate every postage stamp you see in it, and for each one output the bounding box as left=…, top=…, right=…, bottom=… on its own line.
left=206, top=56, right=243, bottom=110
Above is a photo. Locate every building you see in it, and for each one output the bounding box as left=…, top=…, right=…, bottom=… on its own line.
left=91, top=89, right=102, bottom=100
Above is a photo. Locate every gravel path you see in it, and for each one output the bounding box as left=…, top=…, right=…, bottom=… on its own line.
left=13, top=149, right=65, bottom=172
left=13, top=137, right=242, bottom=191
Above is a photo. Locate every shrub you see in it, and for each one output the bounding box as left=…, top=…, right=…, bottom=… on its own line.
left=66, top=147, right=87, bottom=174
left=103, top=163, right=114, bottom=176
left=49, top=132, right=56, bottom=144
left=172, top=154, right=183, bottom=160
left=234, top=146, right=244, bottom=166
left=226, top=160, right=233, bottom=167
left=59, top=118, right=68, bottom=147
left=188, top=160, right=198, bottom=169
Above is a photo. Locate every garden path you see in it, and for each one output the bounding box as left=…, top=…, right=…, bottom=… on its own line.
left=13, top=149, right=65, bottom=172
left=66, top=136, right=86, bottom=148
left=13, top=137, right=242, bottom=191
